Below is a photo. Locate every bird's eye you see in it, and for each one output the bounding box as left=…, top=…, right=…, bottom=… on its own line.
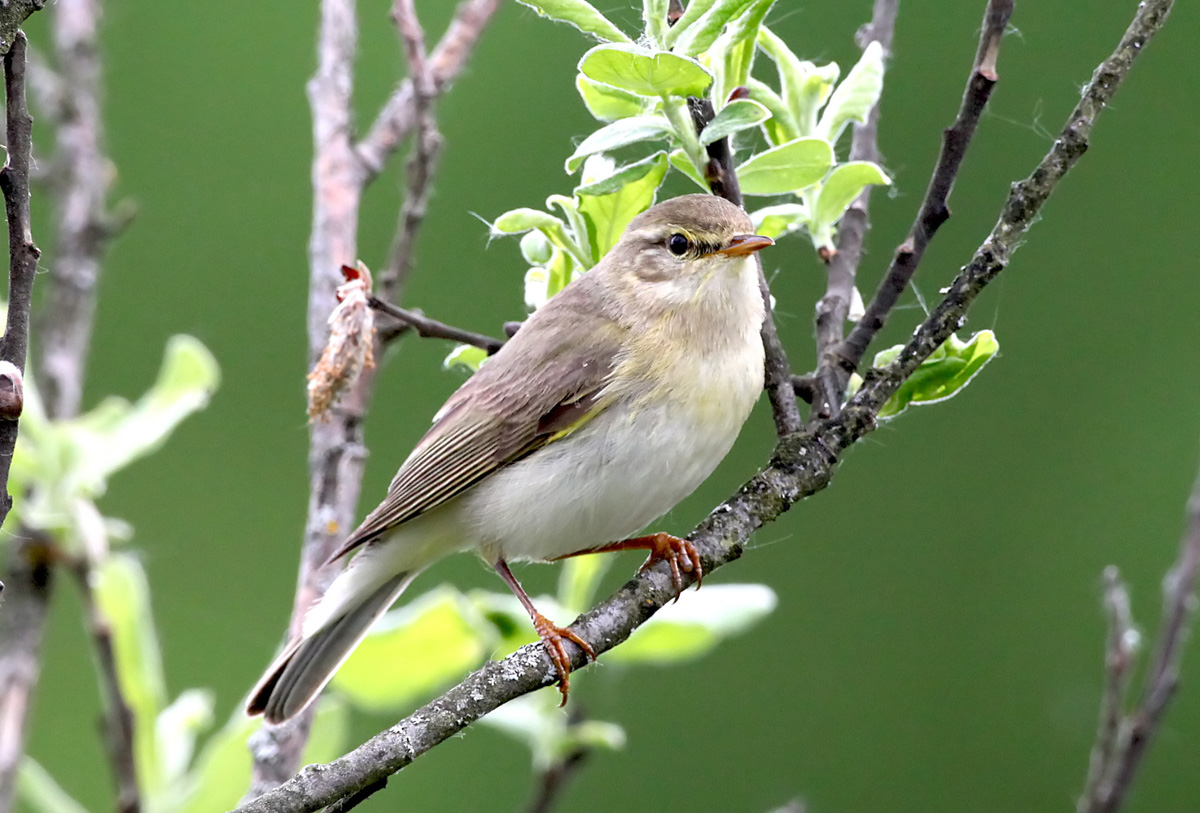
left=667, top=233, right=690, bottom=257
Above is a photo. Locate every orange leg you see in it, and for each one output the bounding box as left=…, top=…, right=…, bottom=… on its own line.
left=494, top=559, right=596, bottom=706
left=559, top=532, right=704, bottom=600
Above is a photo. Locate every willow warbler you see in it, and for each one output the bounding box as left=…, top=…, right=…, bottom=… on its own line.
left=248, top=194, right=773, bottom=722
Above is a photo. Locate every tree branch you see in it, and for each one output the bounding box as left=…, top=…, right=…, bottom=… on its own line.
left=235, top=1, right=1174, bottom=804
left=832, top=0, right=1013, bottom=376
left=0, top=38, right=43, bottom=804
left=809, top=0, right=897, bottom=421
left=0, top=1, right=42, bottom=58
left=356, top=0, right=501, bottom=183
left=1080, top=423, right=1198, bottom=809
left=689, top=96, right=802, bottom=436
left=368, top=296, right=504, bottom=354
left=247, top=0, right=500, bottom=793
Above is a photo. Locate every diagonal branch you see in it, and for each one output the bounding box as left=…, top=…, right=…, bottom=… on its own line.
left=809, top=0, right=897, bottom=422
left=832, top=0, right=1013, bottom=376
left=236, top=1, right=1174, bottom=805
left=368, top=296, right=504, bottom=353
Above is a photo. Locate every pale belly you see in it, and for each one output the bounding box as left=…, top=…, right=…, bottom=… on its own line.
left=461, top=379, right=759, bottom=563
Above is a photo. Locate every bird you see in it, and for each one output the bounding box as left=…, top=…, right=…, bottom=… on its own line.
left=247, top=193, right=773, bottom=723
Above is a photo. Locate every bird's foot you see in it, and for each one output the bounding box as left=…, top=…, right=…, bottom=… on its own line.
left=632, top=532, right=704, bottom=600
left=531, top=612, right=596, bottom=706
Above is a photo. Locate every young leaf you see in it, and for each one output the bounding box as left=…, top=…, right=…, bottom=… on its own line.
left=575, top=75, right=645, bottom=122
left=564, top=115, right=673, bottom=172
left=746, top=78, right=797, bottom=146
left=578, top=152, right=669, bottom=255
left=736, top=137, right=834, bottom=195
left=669, top=0, right=757, bottom=57
left=750, top=203, right=808, bottom=239
left=758, top=27, right=839, bottom=137
left=331, top=588, right=493, bottom=713
left=607, top=583, right=777, bottom=665
left=578, top=44, right=712, bottom=98
left=443, top=344, right=489, bottom=373
left=155, top=688, right=215, bottom=790
left=492, top=208, right=568, bottom=235
left=876, top=330, right=1000, bottom=420
left=714, top=0, right=777, bottom=100
left=663, top=0, right=717, bottom=49
left=514, top=0, right=632, bottom=44
left=818, top=40, right=885, bottom=143
left=812, top=161, right=891, bottom=228
left=699, top=98, right=771, bottom=145
left=478, top=693, right=626, bottom=770
left=668, top=149, right=709, bottom=190
left=557, top=553, right=614, bottom=614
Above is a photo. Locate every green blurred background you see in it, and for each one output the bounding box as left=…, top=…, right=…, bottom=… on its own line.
left=17, top=0, right=1200, bottom=810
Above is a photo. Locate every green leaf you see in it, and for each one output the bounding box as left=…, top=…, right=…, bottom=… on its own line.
left=16, top=758, right=89, bottom=813
left=578, top=44, right=712, bottom=98
left=876, top=330, right=1000, bottom=420
left=746, top=78, right=796, bottom=145
left=736, top=137, right=834, bottom=195
left=557, top=553, right=614, bottom=614
left=750, top=203, right=808, bottom=239
left=608, top=583, right=777, bottom=665
left=699, top=98, right=771, bottom=145
left=575, top=75, right=645, bottom=122
left=564, top=115, right=672, bottom=173
left=443, top=344, right=488, bottom=373
left=663, top=0, right=717, bottom=49
left=520, top=230, right=553, bottom=265
left=331, top=588, right=493, bottom=713
left=493, top=208, right=567, bottom=235
left=758, top=27, right=839, bottom=137
left=93, top=553, right=167, bottom=793
left=668, top=149, right=709, bottom=190
left=513, top=0, right=632, bottom=43
left=155, top=688, right=215, bottom=790
left=479, top=693, right=626, bottom=770
left=714, top=0, right=777, bottom=100
left=812, top=161, right=891, bottom=229
left=577, top=151, right=669, bottom=255
left=818, top=40, right=885, bottom=143
left=642, top=0, right=670, bottom=47
left=668, top=0, right=756, bottom=57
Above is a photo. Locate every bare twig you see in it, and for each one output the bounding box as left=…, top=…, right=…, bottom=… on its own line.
left=246, top=0, right=500, bottom=794
left=832, top=0, right=1013, bottom=375
left=70, top=559, right=140, bottom=813
left=527, top=747, right=589, bottom=813
left=0, top=37, right=43, bottom=804
left=1079, top=567, right=1137, bottom=812
left=810, top=0, right=897, bottom=421
left=234, top=0, right=1173, bottom=804
left=369, top=296, right=504, bottom=353
left=379, top=0, right=443, bottom=304
left=356, top=0, right=501, bottom=182
left=689, top=96, right=802, bottom=437
left=1080, top=446, right=1198, bottom=810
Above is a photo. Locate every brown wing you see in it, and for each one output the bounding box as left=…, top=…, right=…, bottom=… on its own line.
left=328, top=278, right=627, bottom=562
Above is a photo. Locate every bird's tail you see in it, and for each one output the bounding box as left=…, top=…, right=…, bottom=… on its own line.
left=246, top=568, right=417, bottom=723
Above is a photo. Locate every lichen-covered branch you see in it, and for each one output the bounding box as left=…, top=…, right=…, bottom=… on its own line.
left=235, top=2, right=1174, bottom=805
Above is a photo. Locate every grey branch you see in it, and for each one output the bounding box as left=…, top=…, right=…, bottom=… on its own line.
left=368, top=297, right=505, bottom=354
left=833, top=0, right=1013, bottom=377
left=0, top=30, right=44, bottom=811
left=234, top=1, right=1175, bottom=806
left=0, top=1, right=42, bottom=58
left=809, top=0, right=897, bottom=422
left=245, top=0, right=500, bottom=794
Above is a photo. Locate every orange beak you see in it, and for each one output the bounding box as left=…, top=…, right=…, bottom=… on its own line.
left=716, top=234, right=774, bottom=257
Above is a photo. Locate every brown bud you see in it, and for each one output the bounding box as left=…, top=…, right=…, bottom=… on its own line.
left=728, top=86, right=750, bottom=102
left=0, top=361, right=23, bottom=420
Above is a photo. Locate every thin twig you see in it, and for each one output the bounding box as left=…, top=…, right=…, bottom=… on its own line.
left=356, top=0, right=501, bottom=182
left=1081, top=443, right=1198, bottom=810
left=0, top=39, right=43, bottom=804
left=379, top=0, right=443, bottom=305
left=369, top=296, right=504, bottom=353
left=832, top=0, right=1013, bottom=375
left=1079, top=567, right=1136, bottom=812
left=689, top=96, right=802, bottom=437
left=809, top=0, right=897, bottom=422
left=70, top=559, right=140, bottom=813
left=235, top=0, right=1174, bottom=803
left=527, top=747, right=590, bottom=813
